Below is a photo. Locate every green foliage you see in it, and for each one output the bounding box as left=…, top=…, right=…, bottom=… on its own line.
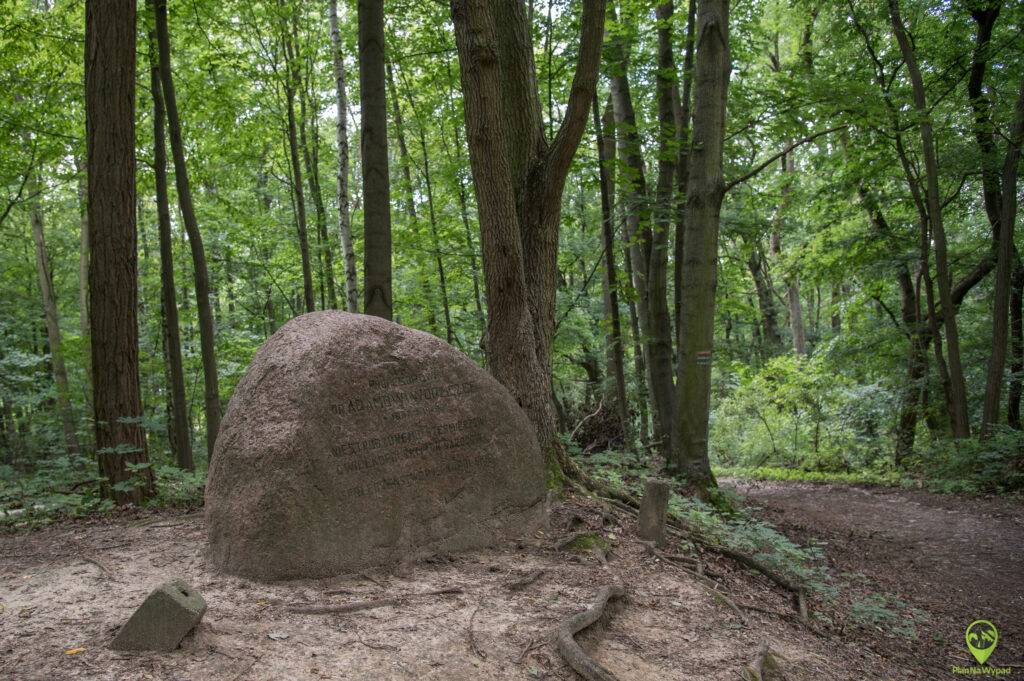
left=907, top=429, right=1024, bottom=494
left=848, top=593, right=930, bottom=640
left=714, top=466, right=900, bottom=486
left=711, top=355, right=897, bottom=473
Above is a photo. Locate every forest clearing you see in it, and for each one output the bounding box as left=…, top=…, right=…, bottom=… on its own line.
left=1, top=0, right=1023, bottom=679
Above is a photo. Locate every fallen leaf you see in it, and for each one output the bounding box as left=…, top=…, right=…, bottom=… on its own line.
left=267, top=632, right=290, bottom=641
left=64, top=648, right=86, bottom=655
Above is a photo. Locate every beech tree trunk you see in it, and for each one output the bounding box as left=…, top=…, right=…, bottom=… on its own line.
left=86, top=0, right=154, bottom=504
left=594, top=94, right=630, bottom=441
left=674, top=0, right=697, bottom=336
left=672, top=0, right=730, bottom=490
left=29, top=173, right=80, bottom=456
left=149, top=31, right=193, bottom=470
left=154, top=0, right=222, bottom=455
left=329, top=0, right=358, bottom=312
left=359, top=0, right=393, bottom=320
left=890, top=0, right=970, bottom=438
left=75, top=159, right=92, bottom=412
left=450, top=0, right=605, bottom=465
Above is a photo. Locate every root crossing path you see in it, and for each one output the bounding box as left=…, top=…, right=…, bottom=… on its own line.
left=726, top=478, right=1024, bottom=677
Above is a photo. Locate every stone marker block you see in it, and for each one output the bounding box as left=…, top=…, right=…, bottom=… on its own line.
left=110, top=579, right=206, bottom=652
left=637, top=478, right=670, bottom=547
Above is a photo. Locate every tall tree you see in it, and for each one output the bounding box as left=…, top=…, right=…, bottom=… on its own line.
left=673, top=0, right=731, bottom=490
left=981, top=79, right=1024, bottom=435
left=593, top=94, right=630, bottom=440
left=607, top=10, right=674, bottom=462
left=329, top=0, right=358, bottom=312
left=85, top=0, right=154, bottom=504
left=889, top=0, right=970, bottom=438
left=148, top=29, right=193, bottom=470
left=359, top=0, right=392, bottom=320
left=153, top=0, right=222, bottom=454
left=280, top=4, right=316, bottom=313
left=28, top=171, right=80, bottom=456
left=450, top=0, right=605, bottom=462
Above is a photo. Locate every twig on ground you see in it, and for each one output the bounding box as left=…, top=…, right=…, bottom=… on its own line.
left=360, top=572, right=388, bottom=589
left=505, top=569, right=545, bottom=591
left=467, top=605, right=486, bottom=659
left=516, top=636, right=543, bottom=664
left=554, top=584, right=625, bottom=681
left=286, top=588, right=462, bottom=615
left=80, top=555, right=113, bottom=577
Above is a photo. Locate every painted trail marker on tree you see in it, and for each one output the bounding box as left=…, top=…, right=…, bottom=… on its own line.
left=205, top=311, right=546, bottom=580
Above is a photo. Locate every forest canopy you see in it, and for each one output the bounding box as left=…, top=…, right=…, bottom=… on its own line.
left=1, top=0, right=1022, bottom=517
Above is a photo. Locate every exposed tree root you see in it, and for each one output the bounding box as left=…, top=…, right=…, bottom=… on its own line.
left=740, top=639, right=788, bottom=681
left=554, top=584, right=625, bottom=681
left=589, top=486, right=808, bottom=620
left=286, top=587, right=462, bottom=615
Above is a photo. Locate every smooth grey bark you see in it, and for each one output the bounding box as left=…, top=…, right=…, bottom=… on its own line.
left=329, top=0, right=358, bottom=312
left=672, top=0, right=730, bottom=490
left=359, top=0, right=393, bottom=319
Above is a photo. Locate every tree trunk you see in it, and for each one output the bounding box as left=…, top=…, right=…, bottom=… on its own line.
left=329, top=0, right=358, bottom=312
left=672, top=0, right=730, bottom=490
left=28, top=173, right=80, bottom=456
left=450, top=0, right=605, bottom=467
left=772, top=149, right=806, bottom=355
left=981, top=78, right=1024, bottom=435
left=651, top=0, right=679, bottom=448
left=594, top=93, right=630, bottom=441
left=280, top=10, right=316, bottom=314
left=386, top=62, right=441, bottom=335
left=149, top=30, right=193, bottom=470
left=747, top=245, right=781, bottom=352
left=1008, top=259, right=1023, bottom=429
left=359, top=0, right=392, bottom=319
left=86, top=0, right=154, bottom=504
left=889, top=0, right=970, bottom=438
left=154, top=0, right=222, bottom=455
left=75, top=159, right=92, bottom=414
left=608, top=19, right=674, bottom=462
left=674, top=0, right=697, bottom=337
left=300, top=67, right=338, bottom=311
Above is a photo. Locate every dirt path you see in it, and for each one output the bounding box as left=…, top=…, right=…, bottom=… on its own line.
left=725, top=479, right=1024, bottom=678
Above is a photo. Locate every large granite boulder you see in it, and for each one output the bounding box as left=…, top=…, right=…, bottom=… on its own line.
left=205, top=311, right=546, bottom=580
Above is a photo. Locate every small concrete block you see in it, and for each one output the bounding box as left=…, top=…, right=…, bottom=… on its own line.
left=638, top=478, right=671, bottom=547
left=110, top=579, right=206, bottom=652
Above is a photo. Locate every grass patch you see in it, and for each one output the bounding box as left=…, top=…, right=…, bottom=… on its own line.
left=714, top=465, right=900, bottom=487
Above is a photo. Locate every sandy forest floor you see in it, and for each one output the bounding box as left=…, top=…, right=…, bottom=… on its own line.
left=1, top=481, right=1021, bottom=680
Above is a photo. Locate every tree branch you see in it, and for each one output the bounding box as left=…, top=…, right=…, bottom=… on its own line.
left=546, top=0, right=606, bottom=187
left=724, top=125, right=846, bottom=192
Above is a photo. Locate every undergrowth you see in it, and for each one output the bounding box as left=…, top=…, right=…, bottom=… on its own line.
left=0, top=453, right=205, bottom=529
